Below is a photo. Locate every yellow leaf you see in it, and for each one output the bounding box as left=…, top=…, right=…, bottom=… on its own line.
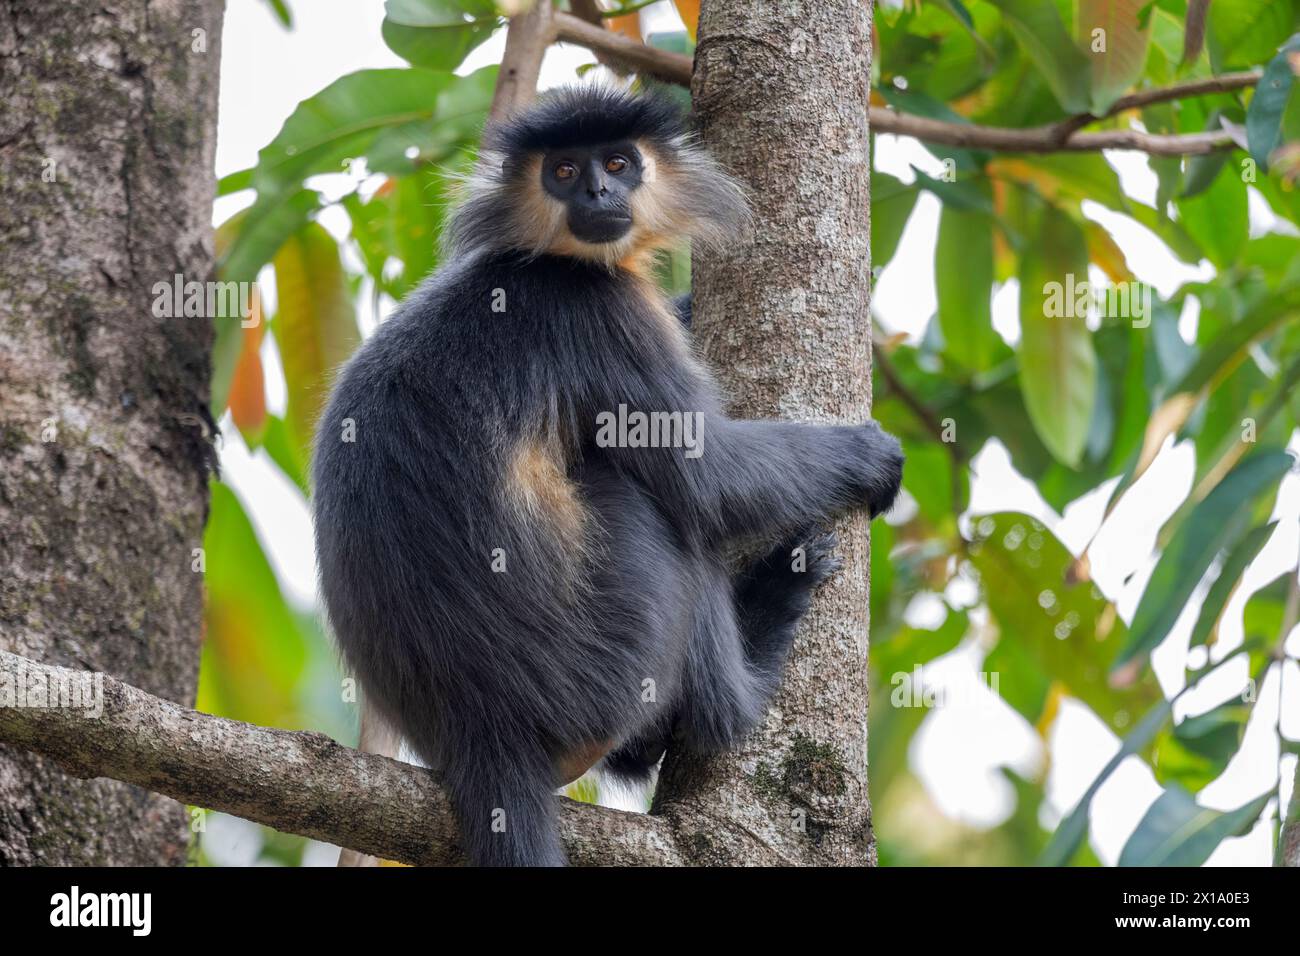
left=675, top=0, right=699, bottom=40
left=1131, top=392, right=1199, bottom=487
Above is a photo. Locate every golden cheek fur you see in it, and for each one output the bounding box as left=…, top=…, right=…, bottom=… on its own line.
left=518, top=143, right=688, bottom=271
left=454, top=138, right=748, bottom=274
left=508, top=154, right=568, bottom=255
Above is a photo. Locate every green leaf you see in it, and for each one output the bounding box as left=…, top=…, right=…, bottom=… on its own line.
left=217, top=167, right=254, bottom=197
left=869, top=519, right=896, bottom=634
left=272, top=222, right=361, bottom=460
left=982, top=631, right=1051, bottom=729
left=382, top=0, right=499, bottom=70
left=1011, top=153, right=1129, bottom=212
left=1167, top=288, right=1300, bottom=398
left=1181, top=143, right=1229, bottom=201
left=1017, top=206, right=1098, bottom=467
left=872, top=607, right=969, bottom=679
left=1176, top=163, right=1248, bottom=269
left=899, top=441, right=956, bottom=524
left=228, top=67, right=493, bottom=286
left=936, top=201, right=1000, bottom=372
left=1153, top=733, right=1224, bottom=792
left=1208, top=0, right=1296, bottom=70
left=1242, top=572, right=1296, bottom=650
left=1126, top=201, right=1204, bottom=263
left=1113, top=451, right=1295, bottom=673
left=1246, top=34, right=1300, bottom=172
left=911, top=167, right=995, bottom=214
left=345, top=163, right=460, bottom=298
left=871, top=172, right=920, bottom=268
left=213, top=214, right=268, bottom=416
left=1154, top=694, right=1255, bottom=790
left=218, top=188, right=321, bottom=285
left=1039, top=698, right=1173, bottom=865
left=385, top=0, right=492, bottom=27
left=197, top=482, right=311, bottom=729
left=1078, top=0, right=1151, bottom=115
left=969, top=513, right=1151, bottom=730
left=1173, top=701, right=1252, bottom=763
left=986, top=0, right=1093, bottom=113
left=1118, top=786, right=1271, bottom=866
left=253, top=67, right=493, bottom=200
left=210, top=315, right=244, bottom=420
left=1188, top=521, right=1278, bottom=649
left=265, top=0, right=292, bottom=27
left=260, top=415, right=309, bottom=495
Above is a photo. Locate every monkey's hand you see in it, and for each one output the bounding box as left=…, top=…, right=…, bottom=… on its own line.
left=845, top=420, right=905, bottom=518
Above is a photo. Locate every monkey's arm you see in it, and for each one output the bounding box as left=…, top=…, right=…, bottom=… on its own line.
left=610, top=415, right=902, bottom=545
left=704, top=417, right=902, bottom=541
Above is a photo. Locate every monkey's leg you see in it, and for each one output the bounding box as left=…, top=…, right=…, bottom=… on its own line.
left=338, top=699, right=404, bottom=867
left=605, top=533, right=838, bottom=778
left=734, top=530, right=840, bottom=691
left=602, top=728, right=671, bottom=785
left=672, top=558, right=770, bottom=753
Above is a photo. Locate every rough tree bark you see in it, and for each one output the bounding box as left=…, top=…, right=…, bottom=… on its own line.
left=1281, top=755, right=1300, bottom=867
left=651, top=0, right=877, bottom=864
left=0, top=650, right=685, bottom=867
left=0, top=0, right=223, bottom=864
left=0, top=0, right=876, bottom=867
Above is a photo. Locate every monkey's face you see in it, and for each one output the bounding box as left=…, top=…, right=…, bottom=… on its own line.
left=540, top=142, right=643, bottom=245
left=449, top=87, right=750, bottom=272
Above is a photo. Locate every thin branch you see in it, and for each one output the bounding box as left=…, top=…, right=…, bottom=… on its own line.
left=553, top=11, right=692, bottom=85
left=872, top=335, right=956, bottom=453
left=489, top=1, right=554, bottom=123
left=0, top=649, right=684, bottom=866
left=550, top=22, right=1260, bottom=156
left=564, top=1, right=639, bottom=77
left=1104, top=70, right=1261, bottom=114
left=1275, top=567, right=1300, bottom=867
left=872, top=333, right=970, bottom=517
left=871, top=113, right=1234, bottom=156
left=1281, top=750, right=1300, bottom=867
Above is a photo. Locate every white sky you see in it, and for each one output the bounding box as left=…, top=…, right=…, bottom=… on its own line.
left=213, top=0, right=1298, bottom=865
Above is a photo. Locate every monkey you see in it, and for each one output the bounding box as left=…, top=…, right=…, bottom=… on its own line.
left=312, top=85, right=904, bottom=867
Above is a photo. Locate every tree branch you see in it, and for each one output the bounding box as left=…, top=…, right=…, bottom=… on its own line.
left=550, top=21, right=1259, bottom=156
left=870, top=113, right=1234, bottom=156
left=552, top=11, right=692, bottom=84
left=488, top=1, right=554, bottom=122
left=566, top=0, right=638, bottom=76
left=872, top=335, right=960, bottom=454
left=1102, top=70, right=1261, bottom=113
left=1281, top=754, right=1300, bottom=867
left=0, top=649, right=684, bottom=866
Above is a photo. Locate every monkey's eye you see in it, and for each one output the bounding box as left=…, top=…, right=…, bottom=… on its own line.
left=554, top=161, right=578, bottom=181
left=605, top=155, right=629, bottom=174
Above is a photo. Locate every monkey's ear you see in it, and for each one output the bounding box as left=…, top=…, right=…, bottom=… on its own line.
left=674, top=146, right=753, bottom=251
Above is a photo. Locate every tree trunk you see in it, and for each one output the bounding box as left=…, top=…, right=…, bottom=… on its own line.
left=0, top=0, right=222, bottom=864
left=652, top=0, right=877, bottom=863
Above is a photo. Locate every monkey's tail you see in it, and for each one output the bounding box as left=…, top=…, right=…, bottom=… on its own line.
left=440, top=736, right=566, bottom=867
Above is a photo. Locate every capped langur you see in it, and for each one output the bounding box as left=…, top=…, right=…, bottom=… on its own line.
left=313, top=87, right=903, bottom=867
